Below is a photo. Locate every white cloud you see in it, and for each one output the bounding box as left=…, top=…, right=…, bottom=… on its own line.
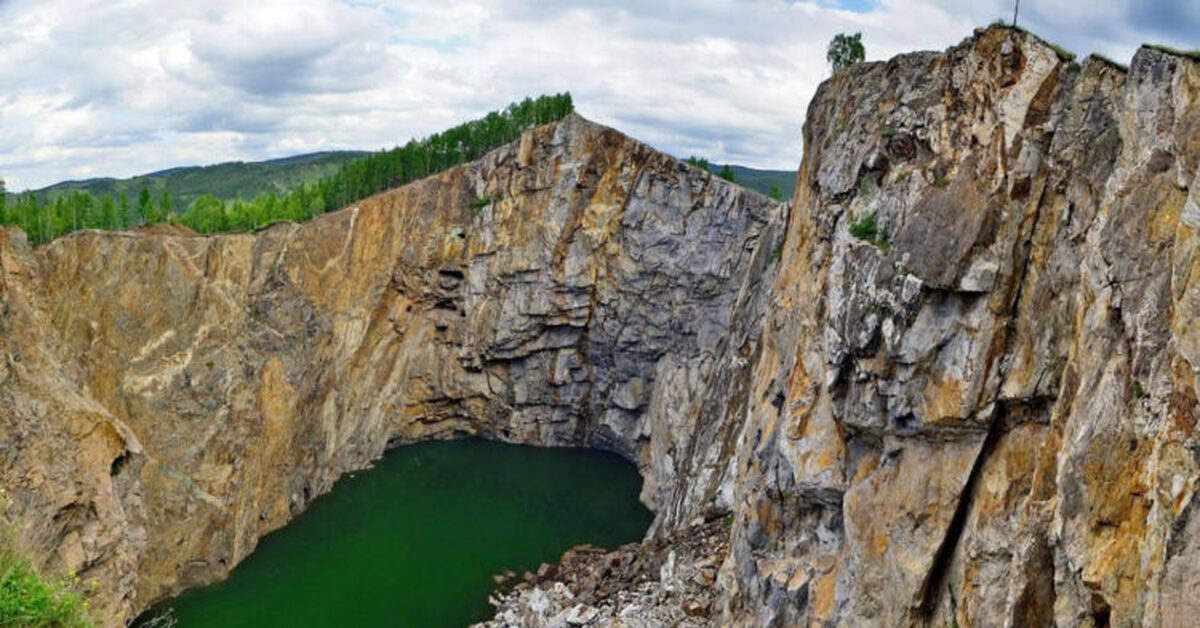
left=0, top=0, right=1194, bottom=190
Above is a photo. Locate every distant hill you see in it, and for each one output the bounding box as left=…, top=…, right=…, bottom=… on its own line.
left=718, top=165, right=795, bottom=200
left=34, top=150, right=368, bottom=209
left=686, top=161, right=795, bottom=200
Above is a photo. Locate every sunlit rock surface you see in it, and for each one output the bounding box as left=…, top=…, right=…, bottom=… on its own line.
left=3, top=23, right=1200, bottom=628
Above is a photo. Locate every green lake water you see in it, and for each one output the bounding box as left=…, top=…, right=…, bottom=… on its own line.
left=135, top=439, right=652, bottom=628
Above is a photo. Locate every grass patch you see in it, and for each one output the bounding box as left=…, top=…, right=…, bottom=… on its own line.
left=1146, top=44, right=1200, bottom=61
left=1090, top=54, right=1129, bottom=71
left=0, top=561, right=93, bottom=628
left=0, top=495, right=94, bottom=628
left=1045, top=41, right=1076, bottom=62
left=894, top=171, right=911, bottom=184
left=471, top=196, right=493, bottom=212
left=1134, top=380, right=1148, bottom=399
left=932, top=173, right=951, bottom=188
left=849, top=212, right=890, bottom=251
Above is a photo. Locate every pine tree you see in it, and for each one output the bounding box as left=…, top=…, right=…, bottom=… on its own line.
left=137, top=186, right=154, bottom=226
left=158, top=190, right=172, bottom=223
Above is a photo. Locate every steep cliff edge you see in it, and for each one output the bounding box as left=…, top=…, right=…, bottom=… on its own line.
left=3, top=24, right=1200, bottom=628
left=0, top=113, right=780, bottom=627
left=485, top=26, right=1200, bottom=628
left=724, top=26, right=1200, bottom=627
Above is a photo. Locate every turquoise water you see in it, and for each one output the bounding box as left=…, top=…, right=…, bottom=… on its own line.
left=136, top=439, right=651, bottom=627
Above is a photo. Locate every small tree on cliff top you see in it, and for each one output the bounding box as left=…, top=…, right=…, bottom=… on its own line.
left=827, top=32, right=865, bottom=73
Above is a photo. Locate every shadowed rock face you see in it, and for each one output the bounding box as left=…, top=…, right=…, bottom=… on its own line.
left=4, top=24, right=1200, bottom=628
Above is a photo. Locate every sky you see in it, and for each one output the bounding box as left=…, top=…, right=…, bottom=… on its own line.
left=0, top=0, right=1196, bottom=191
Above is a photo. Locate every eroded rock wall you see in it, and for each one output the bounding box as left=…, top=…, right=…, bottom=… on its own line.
left=714, top=26, right=1200, bottom=628
left=482, top=26, right=1200, bottom=628
left=0, top=114, right=780, bottom=627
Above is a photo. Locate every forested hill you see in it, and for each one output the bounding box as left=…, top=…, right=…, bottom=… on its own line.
left=35, top=151, right=368, bottom=211
left=684, top=157, right=796, bottom=200
left=2, top=91, right=793, bottom=245
left=0, top=93, right=576, bottom=244
left=717, top=165, right=795, bottom=200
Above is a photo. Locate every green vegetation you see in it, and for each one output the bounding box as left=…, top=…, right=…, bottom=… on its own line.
left=1, top=93, right=575, bottom=245
left=1091, top=54, right=1129, bottom=71
left=724, top=166, right=794, bottom=199
left=827, top=32, right=865, bottom=72
left=718, top=164, right=736, bottom=183
left=849, top=212, right=879, bottom=240
left=932, top=173, right=952, bottom=188
left=684, top=159, right=795, bottom=200
left=1046, top=42, right=1076, bottom=62
left=0, top=494, right=93, bottom=628
left=849, top=212, right=889, bottom=251
left=28, top=152, right=366, bottom=212
left=1133, top=380, right=1148, bottom=399
left=471, top=196, right=493, bottom=212
left=1145, top=44, right=1200, bottom=61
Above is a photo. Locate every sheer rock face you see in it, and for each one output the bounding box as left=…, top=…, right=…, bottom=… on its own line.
left=715, top=27, right=1200, bottom=628
left=3, top=25, right=1200, bottom=628
left=0, top=114, right=780, bottom=626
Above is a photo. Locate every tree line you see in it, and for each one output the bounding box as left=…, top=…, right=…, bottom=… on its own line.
left=0, top=92, right=574, bottom=244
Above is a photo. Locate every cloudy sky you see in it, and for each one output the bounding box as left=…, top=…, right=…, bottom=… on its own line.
left=1, top=0, right=1195, bottom=191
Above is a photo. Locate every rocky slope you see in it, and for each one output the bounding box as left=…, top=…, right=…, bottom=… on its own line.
left=3, top=24, right=1200, bottom=628
left=0, top=113, right=780, bottom=627
left=724, top=27, right=1200, bottom=627
left=484, top=26, right=1200, bottom=628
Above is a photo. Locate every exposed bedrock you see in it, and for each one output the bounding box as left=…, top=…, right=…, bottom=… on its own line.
left=0, top=113, right=780, bottom=627
left=2, top=24, right=1200, bottom=628
left=716, top=25, right=1200, bottom=628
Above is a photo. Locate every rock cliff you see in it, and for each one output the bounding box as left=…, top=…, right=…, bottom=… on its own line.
left=719, top=27, right=1200, bottom=627
left=486, top=25, right=1200, bottom=628
left=0, top=113, right=780, bottom=626
left=3, top=24, right=1200, bottom=628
